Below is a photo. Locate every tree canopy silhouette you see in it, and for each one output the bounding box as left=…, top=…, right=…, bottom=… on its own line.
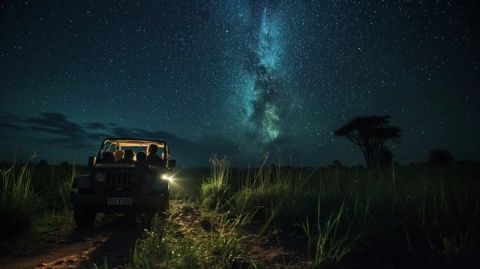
left=335, top=116, right=401, bottom=167
left=379, top=148, right=394, bottom=167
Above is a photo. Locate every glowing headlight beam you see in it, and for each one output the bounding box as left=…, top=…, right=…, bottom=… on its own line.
left=161, top=173, right=176, bottom=181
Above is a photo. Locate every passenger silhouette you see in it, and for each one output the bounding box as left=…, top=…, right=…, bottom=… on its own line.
left=113, top=150, right=125, bottom=162
left=118, top=149, right=135, bottom=164
left=101, top=152, right=115, bottom=163
left=136, top=151, right=147, bottom=166
left=134, top=151, right=149, bottom=180
left=146, top=144, right=165, bottom=166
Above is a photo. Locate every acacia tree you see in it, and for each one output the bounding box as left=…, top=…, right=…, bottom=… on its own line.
left=335, top=116, right=401, bottom=167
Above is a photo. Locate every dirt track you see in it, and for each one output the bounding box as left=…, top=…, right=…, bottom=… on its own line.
left=0, top=178, right=199, bottom=269
left=0, top=192, right=304, bottom=268
left=0, top=215, right=142, bottom=269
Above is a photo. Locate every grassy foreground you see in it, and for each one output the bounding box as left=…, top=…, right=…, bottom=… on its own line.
left=0, top=160, right=79, bottom=254
left=133, top=157, right=480, bottom=268
left=1, top=158, right=479, bottom=268
left=133, top=199, right=257, bottom=268
left=196, top=157, right=480, bottom=268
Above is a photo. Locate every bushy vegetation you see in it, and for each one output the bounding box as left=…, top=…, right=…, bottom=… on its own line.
left=201, top=157, right=230, bottom=210
left=201, top=157, right=480, bottom=268
left=133, top=200, right=255, bottom=268
left=0, top=159, right=79, bottom=251
left=0, top=159, right=40, bottom=239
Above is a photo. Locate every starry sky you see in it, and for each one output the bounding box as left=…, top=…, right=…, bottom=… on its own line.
left=1, top=0, right=479, bottom=167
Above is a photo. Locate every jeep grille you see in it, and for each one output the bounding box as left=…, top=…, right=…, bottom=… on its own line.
left=106, top=171, right=133, bottom=186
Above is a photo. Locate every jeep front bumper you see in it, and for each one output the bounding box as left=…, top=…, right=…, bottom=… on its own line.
left=70, top=192, right=168, bottom=213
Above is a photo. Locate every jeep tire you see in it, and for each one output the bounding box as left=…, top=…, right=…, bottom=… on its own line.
left=74, top=205, right=96, bottom=229
left=143, top=200, right=169, bottom=228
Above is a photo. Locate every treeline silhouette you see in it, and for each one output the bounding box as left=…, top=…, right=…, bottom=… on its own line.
left=335, top=115, right=465, bottom=168
left=0, top=116, right=472, bottom=169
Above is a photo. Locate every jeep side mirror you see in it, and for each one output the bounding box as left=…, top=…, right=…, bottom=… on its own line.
left=88, top=156, right=96, bottom=167
left=168, top=159, right=176, bottom=168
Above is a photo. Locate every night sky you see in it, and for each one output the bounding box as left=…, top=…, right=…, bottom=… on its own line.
left=1, top=0, right=479, bottom=167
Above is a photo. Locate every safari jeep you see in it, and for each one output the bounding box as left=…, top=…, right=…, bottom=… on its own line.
left=70, top=138, right=176, bottom=228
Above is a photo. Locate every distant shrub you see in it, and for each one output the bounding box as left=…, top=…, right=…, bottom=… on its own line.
left=429, top=149, right=454, bottom=166
left=37, top=159, right=49, bottom=167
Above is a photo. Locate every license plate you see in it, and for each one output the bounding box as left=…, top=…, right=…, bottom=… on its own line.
left=107, top=197, right=133, bottom=205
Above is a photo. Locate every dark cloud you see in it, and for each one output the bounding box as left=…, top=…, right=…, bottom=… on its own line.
left=0, top=123, right=23, bottom=130
left=0, top=110, right=24, bottom=130
left=110, top=127, right=140, bottom=138
left=23, top=113, right=98, bottom=148
left=0, top=110, right=249, bottom=166
left=87, top=133, right=107, bottom=141
left=43, top=137, right=94, bottom=148
left=23, top=113, right=190, bottom=149
left=85, top=122, right=108, bottom=130
left=0, top=110, right=21, bottom=121
left=25, top=113, right=86, bottom=138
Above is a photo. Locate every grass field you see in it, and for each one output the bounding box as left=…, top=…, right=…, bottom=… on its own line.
left=1, top=158, right=479, bottom=268
left=0, top=160, right=81, bottom=254
left=134, top=158, right=480, bottom=268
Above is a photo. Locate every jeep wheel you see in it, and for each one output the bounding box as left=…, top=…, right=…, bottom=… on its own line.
left=160, top=197, right=170, bottom=213
left=74, top=206, right=96, bottom=229
left=144, top=209, right=157, bottom=228
left=144, top=204, right=168, bottom=228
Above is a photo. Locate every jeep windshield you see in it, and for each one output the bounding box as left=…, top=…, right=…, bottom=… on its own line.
left=95, top=138, right=169, bottom=166
left=100, top=139, right=166, bottom=153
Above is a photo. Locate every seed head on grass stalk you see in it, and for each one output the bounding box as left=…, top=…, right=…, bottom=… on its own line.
left=201, top=156, right=230, bottom=210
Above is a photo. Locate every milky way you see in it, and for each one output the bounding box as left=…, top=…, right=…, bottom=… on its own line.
left=245, top=6, right=282, bottom=144
left=222, top=1, right=299, bottom=152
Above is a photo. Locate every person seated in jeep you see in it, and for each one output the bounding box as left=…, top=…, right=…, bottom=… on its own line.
left=134, top=151, right=150, bottom=179
left=136, top=151, right=147, bottom=165
left=146, top=144, right=165, bottom=166
left=113, top=149, right=125, bottom=162
left=118, top=149, right=135, bottom=164
left=100, top=151, right=115, bottom=163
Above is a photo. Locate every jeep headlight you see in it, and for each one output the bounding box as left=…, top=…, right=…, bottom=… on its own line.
left=95, top=171, right=106, bottom=182
left=160, top=173, right=175, bottom=181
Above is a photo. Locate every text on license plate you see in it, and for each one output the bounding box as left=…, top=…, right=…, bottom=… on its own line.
left=107, top=197, right=133, bottom=205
